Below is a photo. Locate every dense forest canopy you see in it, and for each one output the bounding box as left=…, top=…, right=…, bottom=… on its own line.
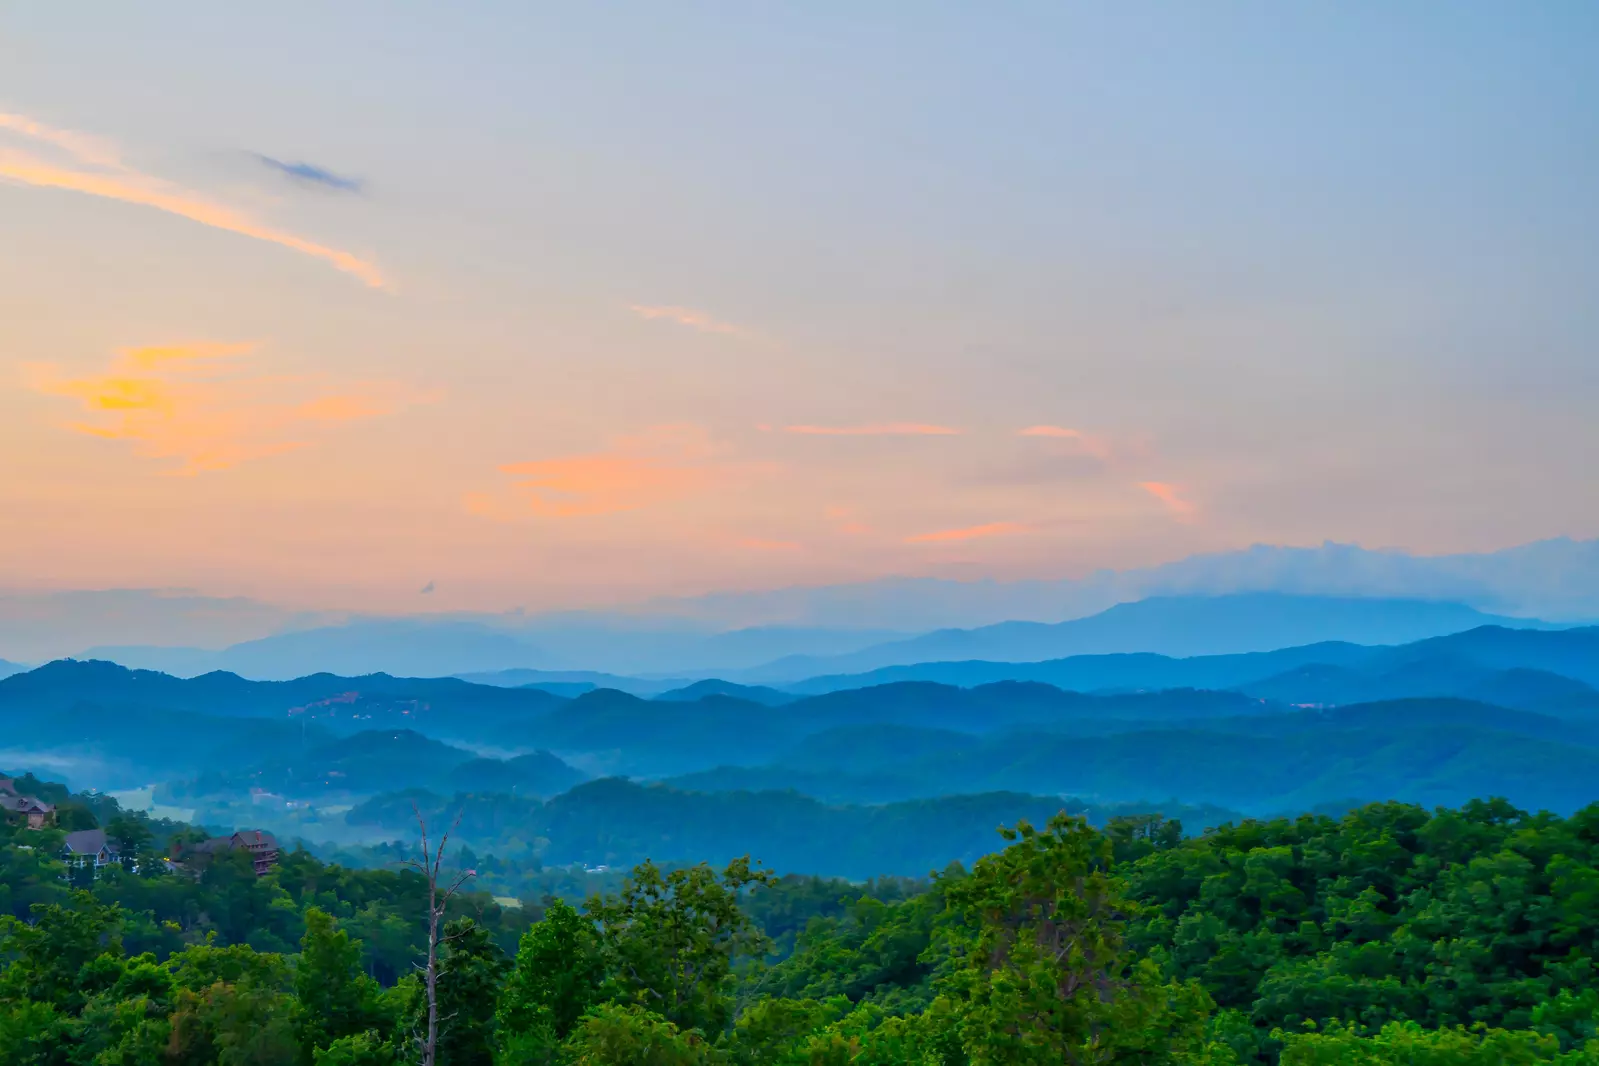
left=3, top=772, right=1598, bottom=1064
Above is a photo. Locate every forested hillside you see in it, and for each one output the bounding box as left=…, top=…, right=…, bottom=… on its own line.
left=3, top=772, right=1598, bottom=1063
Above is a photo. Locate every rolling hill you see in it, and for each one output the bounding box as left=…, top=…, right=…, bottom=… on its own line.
left=672, top=698, right=1599, bottom=814
left=652, top=679, right=796, bottom=705
left=0, top=658, right=565, bottom=729
left=165, top=729, right=589, bottom=802
left=8, top=628, right=1599, bottom=815
left=345, top=777, right=1244, bottom=879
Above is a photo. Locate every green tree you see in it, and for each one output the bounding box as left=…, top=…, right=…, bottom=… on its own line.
left=563, top=1003, right=708, bottom=1066
left=0, top=1000, right=74, bottom=1066
left=0, top=892, right=124, bottom=1013
left=496, top=898, right=605, bottom=1061
left=106, top=816, right=155, bottom=865
left=590, top=857, right=773, bottom=1035
left=295, top=907, right=387, bottom=1062
left=430, top=917, right=509, bottom=1066
left=314, top=1030, right=401, bottom=1066
left=1277, top=1020, right=1599, bottom=1065
left=938, top=813, right=1220, bottom=1065
left=168, top=979, right=299, bottom=1066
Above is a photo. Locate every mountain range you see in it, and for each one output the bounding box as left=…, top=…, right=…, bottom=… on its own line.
left=8, top=537, right=1598, bottom=668
left=729, top=593, right=1557, bottom=683
left=5, top=623, right=1598, bottom=819
left=52, top=592, right=1565, bottom=684
left=630, top=537, right=1599, bottom=628
left=789, top=624, right=1599, bottom=705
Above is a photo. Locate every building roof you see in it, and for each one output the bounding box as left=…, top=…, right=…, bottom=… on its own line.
left=194, top=829, right=279, bottom=854
left=63, top=829, right=113, bottom=855
left=0, top=795, right=53, bottom=814
left=231, top=829, right=279, bottom=849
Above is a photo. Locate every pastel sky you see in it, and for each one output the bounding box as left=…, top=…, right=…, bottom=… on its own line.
left=3, top=4, right=1597, bottom=614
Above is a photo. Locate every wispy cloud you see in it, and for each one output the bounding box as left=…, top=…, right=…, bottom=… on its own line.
left=0, top=111, right=383, bottom=287
left=783, top=423, right=963, bottom=437
left=29, top=342, right=427, bottom=474
left=905, top=521, right=1030, bottom=544
left=468, top=425, right=765, bottom=520
left=629, top=305, right=742, bottom=336
left=1138, top=481, right=1197, bottom=521
left=1017, top=424, right=1113, bottom=461
left=255, top=155, right=363, bottom=193
left=824, top=505, right=873, bottom=535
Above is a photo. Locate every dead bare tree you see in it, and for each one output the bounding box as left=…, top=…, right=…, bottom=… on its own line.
left=398, top=803, right=475, bottom=1066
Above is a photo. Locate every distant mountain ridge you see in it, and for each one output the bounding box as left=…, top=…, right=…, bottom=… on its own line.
left=79, top=621, right=905, bottom=681
left=787, top=624, right=1599, bottom=710
left=10, top=537, right=1598, bottom=667
left=741, top=594, right=1559, bottom=683
left=637, top=537, right=1599, bottom=628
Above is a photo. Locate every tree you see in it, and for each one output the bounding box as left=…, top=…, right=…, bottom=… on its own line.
left=106, top=816, right=155, bottom=866
left=295, top=907, right=386, bottom=1062
left=313, top=1030, right=400, bottom=1066
left=168, top=978, right=299, bottom=1066
left=1105, top=814, right=1183, bottom=865
left=563, top=1003, right=708, bottom=1066
left=497, top=897, right=605, bottom=1060
left=432, top=918, right=508, bottom=1066
left=0, top=1000, right=74, bottom=1066
left=589, top=857, right=773, bottom=1035
left=398, top=806, right=475, bottom=1066
left=0, top=893, right=125, bottom=1012
left=1276, top=1020, right=1599, bottom=1065
left=938, top=813, right=1219, bottom=1065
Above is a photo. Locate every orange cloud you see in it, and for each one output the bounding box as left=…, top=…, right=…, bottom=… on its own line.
left=905, top=521, right=1030, bottom=544
left=1138, top=481, right=1197, bottom=520
left=0, top=111, right=383, bottom=287
left=30, top=343, right=426, bottom=474
left=1017, top=424, right=1113, bottom=461
left=784, top=423, right=963, bottom=436
left=629, top=305, right=741, bottom=335
left=475, top=425, right=760, bottom=520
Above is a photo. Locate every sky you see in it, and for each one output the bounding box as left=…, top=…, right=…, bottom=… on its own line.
left=3, top=3, right=1598, bottom=616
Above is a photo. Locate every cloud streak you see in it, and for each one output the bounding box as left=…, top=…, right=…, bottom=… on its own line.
left=630, top=305, right=742, bottom=335
left=1017, top=424, right=1113, bottom=461
left=905, top=521, right=1030, bottom=544
left=1138, top=481, right=1197, bottom=520
left=469, top=425, right=764, bottom=520
left=0, top=111, right=383, bottom=286
left=29, top=342, right=426, bottom=474
left=255, top=155, right=363, bottom=193
left=783, top=423, right=963, bottom=437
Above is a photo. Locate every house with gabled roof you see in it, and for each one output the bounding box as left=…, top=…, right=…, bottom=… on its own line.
left=189, top=829, right=280, bottom=876
left=0, top=792, right=55, bottom=829
left=61, top=829, right=121, bottom=875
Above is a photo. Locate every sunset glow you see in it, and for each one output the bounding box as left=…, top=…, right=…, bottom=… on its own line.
left=2, top=6, right=1594, bottom=618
